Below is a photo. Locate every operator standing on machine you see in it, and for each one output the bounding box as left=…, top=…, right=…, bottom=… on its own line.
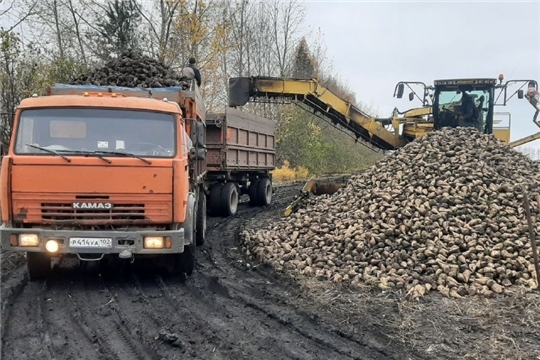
left=182, top=57, right=202, bottom=87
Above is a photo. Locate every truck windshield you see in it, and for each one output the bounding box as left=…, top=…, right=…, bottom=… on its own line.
left=14, top=108, right=177, bottom=158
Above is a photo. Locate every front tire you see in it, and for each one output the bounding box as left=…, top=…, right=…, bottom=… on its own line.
left=27, top=252, right=51, bottom=281
left=180, top=244, right=195, bottom=276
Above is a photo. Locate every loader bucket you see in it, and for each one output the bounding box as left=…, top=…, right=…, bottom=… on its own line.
left=283, top=175, right=349, bottom=216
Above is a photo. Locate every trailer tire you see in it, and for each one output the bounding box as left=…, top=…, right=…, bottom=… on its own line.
left=257, top=177, right=273, bottom=207
left=208, top=183, right=223, bottom=216
left=196, top=191, right=207, bottom=246
left=248, top=179, right=260, bottom=206
left=27, top=252, right=51, bottom=281
left=221, top=182, right=239, bottom=216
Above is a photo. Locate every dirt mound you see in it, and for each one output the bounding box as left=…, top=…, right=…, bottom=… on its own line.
left=70, top=50, right=187, bottom=88
left=241, top=127, right=540, bottom=299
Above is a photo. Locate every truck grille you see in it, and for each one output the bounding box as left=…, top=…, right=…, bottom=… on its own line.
left=41, top=203, right=145, bottom=221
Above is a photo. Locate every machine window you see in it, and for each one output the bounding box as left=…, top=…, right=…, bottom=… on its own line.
left=437, top=89, right=490, bottom=132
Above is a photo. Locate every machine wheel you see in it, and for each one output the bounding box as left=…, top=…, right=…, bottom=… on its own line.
left=196, top=190, right=207, bottom=247
left=220, top=182, right=239, bottom=216
left=257, top=177, right=273, bottom=206
left=27, top=252, right=51, bottom=281
left=208, top=183, right=223, bottom=216
left=248, top=179, right=260, bottom=206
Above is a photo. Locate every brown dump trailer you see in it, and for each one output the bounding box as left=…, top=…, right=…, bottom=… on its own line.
left=204, top=107, right=275, bottom=217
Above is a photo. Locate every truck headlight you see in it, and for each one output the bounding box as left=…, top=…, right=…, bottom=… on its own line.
left=144, top=236, right=164, bottom=249
left=45, top=240, right=59, bottom=253
left=19, top=234, right=39, bottom=247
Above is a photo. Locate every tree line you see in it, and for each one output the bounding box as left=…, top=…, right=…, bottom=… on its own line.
left=0, top=0, right=383, bottom=174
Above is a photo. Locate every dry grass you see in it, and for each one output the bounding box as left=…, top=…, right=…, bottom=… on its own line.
left=271, top=160, right=310, bottom=182
left=292, top=276, right=540, bottom=360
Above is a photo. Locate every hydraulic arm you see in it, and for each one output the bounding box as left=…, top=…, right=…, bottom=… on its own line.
left=507, top=86, right=540, bottom=148
left=228, top=76, right=408, bottom=151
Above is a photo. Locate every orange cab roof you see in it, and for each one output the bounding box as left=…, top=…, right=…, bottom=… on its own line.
left=17, top=94, right=183, bottom=114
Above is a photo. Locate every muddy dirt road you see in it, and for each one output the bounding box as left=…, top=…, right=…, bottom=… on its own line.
left=0, top=184, right=420, bottom=360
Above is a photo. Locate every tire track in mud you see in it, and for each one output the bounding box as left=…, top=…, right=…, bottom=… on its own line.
left=158, top=273, right=349, bottom=360
left=110, top=272, right=241, bottom=359
left=162, top=266, right=382, bottom=360
left=1, top=280, right=55, bottom=360
left=37, top=265, right=122, bottom=360
left=64, top=264, right=161, bottom=360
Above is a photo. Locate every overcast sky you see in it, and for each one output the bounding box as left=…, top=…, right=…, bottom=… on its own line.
left=300, top=0, right=540, bottom=149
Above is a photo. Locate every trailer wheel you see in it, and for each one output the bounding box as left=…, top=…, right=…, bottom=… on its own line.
left=248, top=179, right=260, bottom=206
left=208, top=183, right=223, bottom=216
left=257, top=177, right=272, bottom=206
left=27, top=252, right=51, bottom=281
left=196, top=191, right=207, bottom=246
left=221, top=182, right=239, bottom=216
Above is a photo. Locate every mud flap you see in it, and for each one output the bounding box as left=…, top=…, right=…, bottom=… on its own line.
left=183, top=191, right=197, bottom=246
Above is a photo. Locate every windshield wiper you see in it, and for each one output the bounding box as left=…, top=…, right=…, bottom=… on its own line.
left=55, top=150, right=112, bottom=163
left=25, top=144, right=71, bottom=162
left=94, top=150, right=152, bottom=165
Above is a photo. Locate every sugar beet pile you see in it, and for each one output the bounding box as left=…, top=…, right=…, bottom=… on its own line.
left=70, top=50, right=187, bottom=88
left=241, top=127, right=540, bottom=298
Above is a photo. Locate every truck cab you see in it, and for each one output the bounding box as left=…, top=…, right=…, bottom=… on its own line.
left=1, top=88, right=201, bottom=280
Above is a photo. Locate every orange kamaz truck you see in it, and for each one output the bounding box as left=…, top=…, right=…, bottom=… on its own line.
left=0, top=80, right=275, bottom=280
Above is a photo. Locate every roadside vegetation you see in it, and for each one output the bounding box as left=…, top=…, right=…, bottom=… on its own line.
left=0, top=0, right=383, bottom=175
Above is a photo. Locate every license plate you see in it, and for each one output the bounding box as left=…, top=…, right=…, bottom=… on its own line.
left=69, top=237, right=113, bottom=248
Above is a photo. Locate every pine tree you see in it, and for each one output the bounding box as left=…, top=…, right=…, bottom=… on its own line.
left=291, top=38, right=314, bottom=80
left=96, top=0, right=142, bottom=60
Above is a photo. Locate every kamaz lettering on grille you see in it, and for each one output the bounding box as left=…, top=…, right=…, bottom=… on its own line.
left=72, top=202, right=113, bottom=210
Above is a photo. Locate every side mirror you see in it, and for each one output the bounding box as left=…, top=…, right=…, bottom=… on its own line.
left=396, top=83, right=404, bottom=98
left=408, top=92, right=414, bottom=101
left=191, top=121, right=206, bottom=147
left=518, top=89, right=524, bottom=99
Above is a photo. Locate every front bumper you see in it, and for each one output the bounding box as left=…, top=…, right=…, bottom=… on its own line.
left=0, top=225, right=186, bottom=255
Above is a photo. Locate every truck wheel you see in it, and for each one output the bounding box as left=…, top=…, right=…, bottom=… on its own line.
left=208, top=183, right=223, bottom=217
left=180, top=243, right=195, bottom=276
left=257, top=177, right=273, bottom=206
left=196, top=191, right=207, bottom=246
left=27, top=252, right=51, bottom=281
left=249, top=179, right=260, bottom=206
left=220, top=182, right=239, bottom=216
left=178, top=202, right=196, bottom=276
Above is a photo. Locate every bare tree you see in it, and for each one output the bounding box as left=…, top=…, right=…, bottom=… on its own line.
left=65, top=0, right=87, bottom=64
left=0, top=0, right=38, bottom=33
left=269, top=0, right=305, bottom=77
left=133, top=0, right=182, bottom=64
